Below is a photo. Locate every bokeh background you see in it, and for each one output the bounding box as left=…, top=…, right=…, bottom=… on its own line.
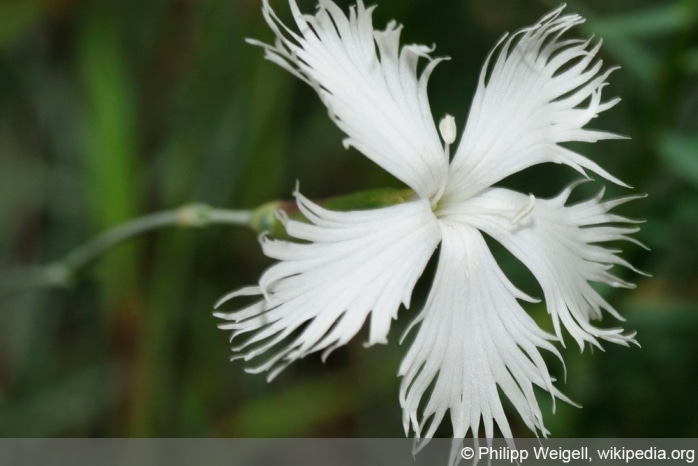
left=0, top=0, right=696, bottom=439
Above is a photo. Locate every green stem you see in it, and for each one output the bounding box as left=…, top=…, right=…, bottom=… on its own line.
left=1, top=204, right=253, bottom=294
left=1, top=187, right=415, bottom=295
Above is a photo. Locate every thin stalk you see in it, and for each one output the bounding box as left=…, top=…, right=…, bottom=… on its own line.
left=1, top=187, right=414, bottom=296
left=1, top=204, right=253, bottom=295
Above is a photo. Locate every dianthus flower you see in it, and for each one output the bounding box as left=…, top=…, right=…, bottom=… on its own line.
left=216, top=0, right=643, bottom=440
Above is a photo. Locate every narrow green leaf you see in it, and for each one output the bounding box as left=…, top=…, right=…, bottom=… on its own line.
left=78, top=4, right=141, bottom=298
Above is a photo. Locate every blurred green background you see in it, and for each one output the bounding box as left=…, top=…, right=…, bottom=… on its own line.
left=0, top=0, right=696, bottom=439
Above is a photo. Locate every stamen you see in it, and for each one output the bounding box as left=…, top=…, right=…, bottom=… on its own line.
left=510, top=193, right=536, bottom=226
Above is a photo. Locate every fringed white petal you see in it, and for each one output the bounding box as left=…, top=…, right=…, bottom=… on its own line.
left=439, top=182, right=645, bottom=350
left=399, top=222, right=569, bottom=440
left=249, top=0, right=448, bottom=200
left=215, top=192, right=441, bottom=380
left=448, top=5, right=626, bottom=200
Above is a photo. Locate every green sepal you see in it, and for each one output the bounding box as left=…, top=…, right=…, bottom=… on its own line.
left=249, top=187, right=415, bottom=239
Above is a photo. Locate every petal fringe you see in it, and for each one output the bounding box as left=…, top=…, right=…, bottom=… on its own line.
left=399, top=223, right=571, bottom=440
left=215, top=193, right=441, bottom=380
left=440, top=183, right=644, bottom=350
left=448, top=5, right=627, bottom=200
left=249, top=0, right=448, bottom=200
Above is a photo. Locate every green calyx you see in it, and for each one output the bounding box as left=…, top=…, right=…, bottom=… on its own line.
left=249, top=187, right=416, bottom=239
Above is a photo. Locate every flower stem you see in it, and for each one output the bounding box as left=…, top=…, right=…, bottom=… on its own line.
left=1, top=204, right=253, bottom=294
left=1, top=188, right=415, bottom=295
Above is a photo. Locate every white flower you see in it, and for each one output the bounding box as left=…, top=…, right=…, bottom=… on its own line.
left=216, top=0, right=644, bottom=440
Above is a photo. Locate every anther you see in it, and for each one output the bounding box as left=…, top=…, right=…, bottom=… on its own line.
left=438, top=114, right=456, bottom=145
left=510, top=193, right=536, bottom=226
